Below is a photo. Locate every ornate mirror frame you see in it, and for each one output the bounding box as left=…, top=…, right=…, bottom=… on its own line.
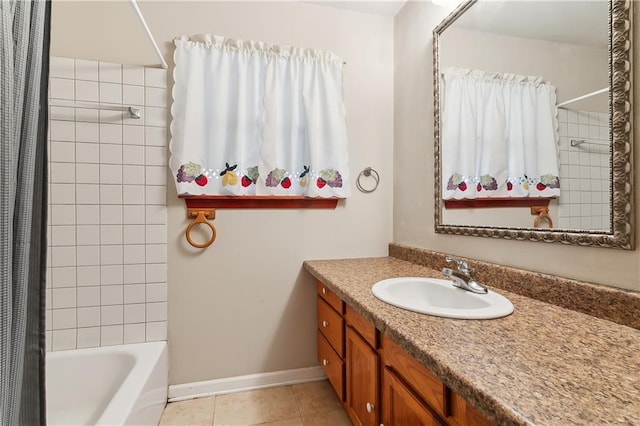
left=433, top=0, right=634, bottom=249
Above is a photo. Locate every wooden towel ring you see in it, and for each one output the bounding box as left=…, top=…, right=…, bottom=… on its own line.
left=531, top=206, right=553, bottom=229
left=186, top=209, right=216, bottom=248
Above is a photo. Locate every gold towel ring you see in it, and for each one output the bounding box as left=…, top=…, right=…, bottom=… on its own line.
left=531, top=206, right=553, bottom=229
left=186, top=210, right=216, bottom=248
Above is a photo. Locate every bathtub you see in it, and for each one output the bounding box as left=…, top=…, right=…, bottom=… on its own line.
left=46, top=341, right=168, bottom=425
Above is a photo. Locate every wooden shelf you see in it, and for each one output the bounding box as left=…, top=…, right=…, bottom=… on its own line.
left=444, top=197, right=552, bottom=209
left=180, top=195, right=341, bottom=209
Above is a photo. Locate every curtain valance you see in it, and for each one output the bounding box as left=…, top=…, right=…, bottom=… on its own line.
left=170, top=35, right=349, bottom=198
left=441, top=67, right=560, bottom=200
left=174, top=35, right=344, bottom=65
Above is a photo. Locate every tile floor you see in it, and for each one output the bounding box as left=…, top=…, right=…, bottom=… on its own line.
left=159, top=380, right=352, bottom=426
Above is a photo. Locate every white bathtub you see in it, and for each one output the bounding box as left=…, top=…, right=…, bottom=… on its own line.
left=46, top=341, right=168, bottom=425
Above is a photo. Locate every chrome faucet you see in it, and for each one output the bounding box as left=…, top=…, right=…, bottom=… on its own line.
left=442, top=256, right=488, bottom=294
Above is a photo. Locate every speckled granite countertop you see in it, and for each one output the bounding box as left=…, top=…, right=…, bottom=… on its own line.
left=304, top=257, right=640, bottom=426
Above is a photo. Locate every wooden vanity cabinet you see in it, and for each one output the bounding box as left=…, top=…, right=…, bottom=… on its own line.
left=380, top=334, right=447, bottom=420
left=317, top=280, right=381, bottom=425
left=315, top=280, right=491, bottom=426
left=382, top=367, right=443, bottom=426
left=345, top=306, right=380, bottom=426
left=316, top=282, right=345, bottom=400
left=380, top=334, right=491, bottom=426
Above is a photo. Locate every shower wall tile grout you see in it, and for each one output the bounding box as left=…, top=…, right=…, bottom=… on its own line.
left=46, top=56, right=168, bottom=351
left=556, top=108, right=610, bottom=231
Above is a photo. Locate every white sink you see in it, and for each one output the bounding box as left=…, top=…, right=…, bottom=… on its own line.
left=371, top=277, right=513, bottom=319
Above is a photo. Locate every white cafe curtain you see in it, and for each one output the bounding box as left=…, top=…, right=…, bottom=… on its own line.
left=170, top=35, right=349, bottom=197
left=441, top=68, right=560, bottom=200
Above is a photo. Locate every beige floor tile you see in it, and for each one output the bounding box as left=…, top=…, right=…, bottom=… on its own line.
left=301, top=408, right=352, bottom=426
left=291, top=380, right=343, bottom=419
left=159, top=396, right=215, bottom=426
left=213, top=386, right=300, bottom=425
left=254, top=417, right=304, bottom=426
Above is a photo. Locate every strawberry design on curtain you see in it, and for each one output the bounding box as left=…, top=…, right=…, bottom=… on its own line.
left=170, top=35, right=349, bottom=198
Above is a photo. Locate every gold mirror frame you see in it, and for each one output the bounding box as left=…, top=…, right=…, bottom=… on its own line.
left=433, top=0, right=634, bottom=249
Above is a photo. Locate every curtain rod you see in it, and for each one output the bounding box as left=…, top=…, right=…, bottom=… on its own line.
left=557, top=87, right=608, bottom=108
left=130, top=0, right=168, bottom=69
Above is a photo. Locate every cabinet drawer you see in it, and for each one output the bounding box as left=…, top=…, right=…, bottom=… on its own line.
left=318, top=332, right=344, bottom=401
left=381, top=334, right=446, bottom=418
left=346, top=305, right=377, bottom=348
left=317, top=298, right=345, bottom=356
left=316, top=281, right=344, bottom=314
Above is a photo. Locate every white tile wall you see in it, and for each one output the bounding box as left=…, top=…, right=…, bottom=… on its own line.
left=77, top=327, right=100, bottom=348
left=75, top=59, right=98, bottom=81
left=557, top=109, right=611, bottom=231
left=124, top=323, right=146, bottom=344
left=47, top=57, right=167, bottom=351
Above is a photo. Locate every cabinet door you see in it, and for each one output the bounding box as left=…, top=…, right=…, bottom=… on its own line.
left=446, top=390, right=493, bottom=426
left=346, top=327, right=379, bottom=426
left=382, top=367, right=443, bottom=426
left=381, top=334, right=446, bottom=417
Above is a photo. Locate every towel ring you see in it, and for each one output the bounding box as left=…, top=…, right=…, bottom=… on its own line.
left=356, top=167, right=380, bottom=193
left=186, top=210, right=217, bottom=248
left=531, top=206, right=553, bottom=229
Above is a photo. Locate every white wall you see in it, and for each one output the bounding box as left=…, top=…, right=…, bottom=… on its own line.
left=46, top=57, right=168, bottom=351
left=441, top=27, right=609, bottom=112
left=52, top=1, right=394, bottom=385
left=394, top=1, right=640, bottom=293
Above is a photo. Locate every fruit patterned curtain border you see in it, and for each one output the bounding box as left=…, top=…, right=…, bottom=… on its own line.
left=441, top=67, right=560, bottom=200
left=170, top=35, right=349, bottom=198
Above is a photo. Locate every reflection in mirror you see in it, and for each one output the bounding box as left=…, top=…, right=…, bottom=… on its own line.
left=441, top=68, right=562, bottom=227
left=433, top=0, right=634, bottom=249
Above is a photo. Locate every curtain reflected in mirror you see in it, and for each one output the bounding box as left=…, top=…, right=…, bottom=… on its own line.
left=441, top=68, right=560, bottom=204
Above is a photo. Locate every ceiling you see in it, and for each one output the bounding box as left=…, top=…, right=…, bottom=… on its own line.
left=51, top=0, right=410, bottom=67
left=51, top=0, right=609, bottom=69
left=307, top=1, right=408, bottom=16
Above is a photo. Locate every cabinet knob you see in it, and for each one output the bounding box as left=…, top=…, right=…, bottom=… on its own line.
left=366, top=402, right=374, bottom=413
left=322, top=320, right=329, bottom=327
left=322, top=287, right=327, bottom=294
left=322, top=359, right=328, bottom=366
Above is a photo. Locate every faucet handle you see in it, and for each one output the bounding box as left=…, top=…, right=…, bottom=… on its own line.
left=445, top=256, right=473, bottom=275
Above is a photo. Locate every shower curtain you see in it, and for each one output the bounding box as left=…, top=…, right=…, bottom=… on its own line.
left=1, top=0, right=51, bottom=424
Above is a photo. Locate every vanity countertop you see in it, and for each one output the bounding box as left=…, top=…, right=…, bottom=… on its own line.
left=304, top=256, right=640, bottom=426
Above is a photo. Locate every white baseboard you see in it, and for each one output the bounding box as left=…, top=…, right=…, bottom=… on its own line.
left=168, top=366, right=327, bottom=402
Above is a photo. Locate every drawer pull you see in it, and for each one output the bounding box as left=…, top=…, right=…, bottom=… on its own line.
left=322, top=287, right=327, bottom=294
left=366, top=402, right=375, bottom=413
left=322, top=320, right=329, bottom=327
left=322, top=359, right=329, bottom=366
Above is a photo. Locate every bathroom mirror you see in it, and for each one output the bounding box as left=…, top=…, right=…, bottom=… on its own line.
left=433, top=0, right=634, bottom=249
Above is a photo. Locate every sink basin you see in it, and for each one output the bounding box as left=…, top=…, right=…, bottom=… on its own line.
left=371, top=277, right=513, bottom=319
